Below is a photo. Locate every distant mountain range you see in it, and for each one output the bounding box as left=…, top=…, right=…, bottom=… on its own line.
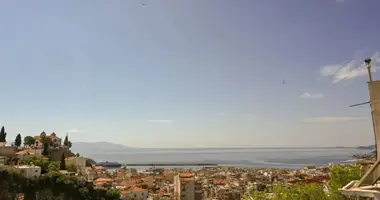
left=356, top=144, right=376, bottom=150
left=71, top=142, right=374, bottom=155
left=71, top=142, right=132, bottom=154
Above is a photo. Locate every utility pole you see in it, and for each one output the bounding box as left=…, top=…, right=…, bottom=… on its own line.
left=365, top=58, right=378, bottom=159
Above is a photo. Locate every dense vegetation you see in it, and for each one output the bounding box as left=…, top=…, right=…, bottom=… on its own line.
left=0, top=156, right=120, bottom=200
left=245, top=164, right=363, bottom=200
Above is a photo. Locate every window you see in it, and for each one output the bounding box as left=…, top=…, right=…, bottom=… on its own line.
left=35, top=170, right=39, bottom=173
left=20, top=169, right=26, bottom=174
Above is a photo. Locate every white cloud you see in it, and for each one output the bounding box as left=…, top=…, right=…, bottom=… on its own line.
left=320, top=52, right=380, bottom=83
left=301, top=116, right=368, bottom=123
left=300, top=93, right=324, bottom=99
left=218, top=112, right=228, bottom=116
left=66, top=128, right=83, bottom=133
left=147, top=120, right=173, bottom=124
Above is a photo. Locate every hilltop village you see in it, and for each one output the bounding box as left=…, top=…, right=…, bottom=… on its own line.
left=0, top=126, right=357, bottom=199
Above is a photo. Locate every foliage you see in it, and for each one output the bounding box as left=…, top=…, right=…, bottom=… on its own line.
left=14, top=134, right=22, bottom=147
left=330, top=164, right=361, bottom=190
left=0, top=126, right=7, bottom=143
left=24, top=156, right=59, bottom=173
left=40, top=136, right=52, bottom=146
left=0, top=169, right=120, bottom=200
left=245, top=164, right=363, bottom=200
left=68, top=141, right=72, bottom=148
left=271, top=183, right=329, bottom=200
left=76, top=153, right=80, bottom=157
left=66, top=163, right=77, bottom=173
left=60, top=153, right=66, bottom=170
left=23, top=136, right=35, bottom=147
left=63, top=135, right=69, bottom=146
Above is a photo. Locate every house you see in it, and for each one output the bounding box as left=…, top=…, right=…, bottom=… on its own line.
left=48, top=132, right=62, bottom=148
left=83, top=166, right=97, bottom=182
left=34, top=132, right=62, bottom=148
left=120, top=186, right=148, bottom=200
left=15, top=165, right=41, bottom=179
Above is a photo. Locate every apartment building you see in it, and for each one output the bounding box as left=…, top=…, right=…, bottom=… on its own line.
left=174, top=173, right=195, bottom=200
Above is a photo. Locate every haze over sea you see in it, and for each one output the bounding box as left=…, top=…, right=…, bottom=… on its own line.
left=79, top=147, right=370, bottom=169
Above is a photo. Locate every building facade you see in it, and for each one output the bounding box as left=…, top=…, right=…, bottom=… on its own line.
left=174, top=173, right=195, bottom=200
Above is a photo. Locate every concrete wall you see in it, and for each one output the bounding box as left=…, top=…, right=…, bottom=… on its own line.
left=0, top=146, right=16, bottom=158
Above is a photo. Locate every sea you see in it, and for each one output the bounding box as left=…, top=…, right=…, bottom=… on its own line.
left=80, top=147, right=372, bottom=170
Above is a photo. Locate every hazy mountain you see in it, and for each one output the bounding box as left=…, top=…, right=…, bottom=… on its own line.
left=357, top=144, right=376, bottom=150
left=71, top=142, right=132, bottom=154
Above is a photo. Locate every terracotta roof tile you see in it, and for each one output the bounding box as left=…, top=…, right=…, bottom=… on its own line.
left=179, top=173, right=193, bottom=178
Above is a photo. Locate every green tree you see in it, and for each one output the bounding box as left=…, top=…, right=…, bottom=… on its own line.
left=66, top=164, right=77, bottom=173
left=60, top=153, right=66, bottom=170
left=42, top=142, right=49, bottom=156
left=0, top=126, right=7, bottom=143
left=24, top=156, right=59, bottom=173
left=106, top=189, right=121, bottom=200
left=41, top=136, right=52, bottom=147
left=14, top=134, right=22, bottom=147
left=63, top=134, right=69, bottom=146
left=23, top=136, right=35, bottom=147
left=330, top=164, right=361, bottom=190
left=76, top=153, right=80, bottom=157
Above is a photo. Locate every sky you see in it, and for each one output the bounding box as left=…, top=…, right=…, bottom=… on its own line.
left=0, top=0, right=380, bottom=148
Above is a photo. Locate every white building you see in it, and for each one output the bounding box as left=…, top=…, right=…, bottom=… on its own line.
left=174, top=173, right=195, bottom=200
left=120, top=186, right=148, bottom=200
left=15, top=165, right=41, bottom=179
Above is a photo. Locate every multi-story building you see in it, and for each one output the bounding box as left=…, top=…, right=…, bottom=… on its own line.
left=194, top=181, right=203, bottom=200
left=174, top=173, right=195, bottom=200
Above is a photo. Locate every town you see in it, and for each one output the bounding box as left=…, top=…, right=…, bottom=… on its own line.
left=0, top=126, right=360, bottom=200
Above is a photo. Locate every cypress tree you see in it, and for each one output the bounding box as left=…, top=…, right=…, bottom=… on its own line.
left=0, top=126, right=6, bottom=142
left=42, top=142, right=49, bottom=156
left=60, top=153, right=66, bottom=170
left=14, top=134, right=22, bottom=147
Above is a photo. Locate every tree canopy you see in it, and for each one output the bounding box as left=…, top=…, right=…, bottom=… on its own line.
left=42, top=142, right=49, bottom=156
left=23, top=136, right=35, bottom=147
left=60, top=153, right=66, bottom=170
left=0, top=168, right=120, bottom=200
left=14, top=134, right=22, bottom=147
left=0, top=126, right=7, bottom=143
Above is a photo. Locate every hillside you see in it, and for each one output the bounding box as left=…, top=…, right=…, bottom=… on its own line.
left=357, top=144, right=376, bottom=149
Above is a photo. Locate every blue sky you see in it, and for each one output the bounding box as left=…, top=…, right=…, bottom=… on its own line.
left=0, top=0, right=380, bottom=148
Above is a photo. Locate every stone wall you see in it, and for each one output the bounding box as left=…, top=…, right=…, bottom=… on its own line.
left=49, top=148, right=71, bottom=161
left=0, top=146, right=16, bottom=158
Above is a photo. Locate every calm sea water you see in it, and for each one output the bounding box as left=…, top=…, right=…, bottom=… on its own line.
left=80, top=148, right=371, bottom=169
